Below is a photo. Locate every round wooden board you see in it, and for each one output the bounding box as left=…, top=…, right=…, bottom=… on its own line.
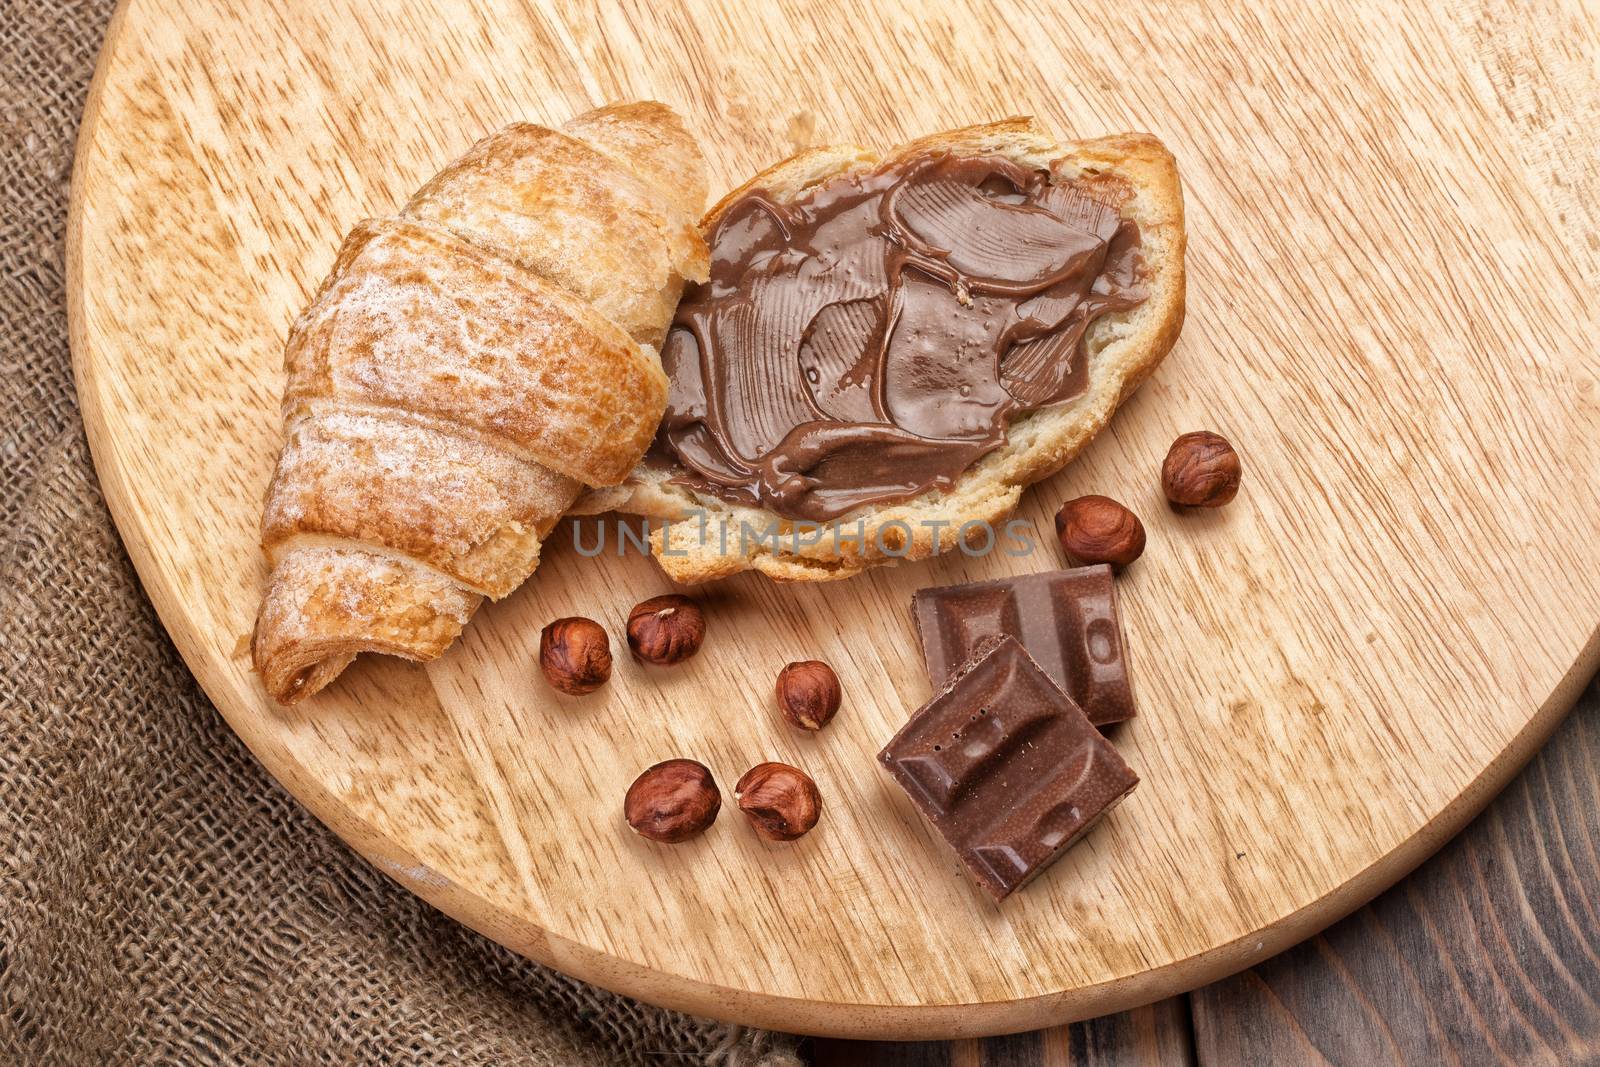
left=69, top=0, right=1600, bottom=1040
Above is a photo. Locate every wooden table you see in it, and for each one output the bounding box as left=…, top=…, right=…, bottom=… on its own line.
left=814, top=675, right=1600, bottom=1064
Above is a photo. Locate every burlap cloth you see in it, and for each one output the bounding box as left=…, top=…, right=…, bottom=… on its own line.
left=0, top=5, right=803, bottom=1064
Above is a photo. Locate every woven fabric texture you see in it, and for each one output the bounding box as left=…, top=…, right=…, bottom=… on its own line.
left=0, top=5, right=800, bottom=1064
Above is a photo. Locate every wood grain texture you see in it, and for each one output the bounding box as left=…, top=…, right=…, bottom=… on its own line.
left=67, top=0, right=1600, bottom=1038
left=1192, top=677, right=1600, bottom=1066
left=809, top=678, right=1599, bottom=1064
left=814, top=997, right=1195, bottom=1066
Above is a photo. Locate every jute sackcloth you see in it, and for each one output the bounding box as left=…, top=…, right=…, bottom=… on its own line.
left=0, top=5, right=803, bottom=1063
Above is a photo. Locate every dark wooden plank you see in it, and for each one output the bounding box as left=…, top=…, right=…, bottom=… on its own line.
left=811, top=1036, right=951, bottom=1066
left=1191, top=677, right=1600, bottom=1066
left=985, top=1032, right=1045, bottom=1066
left=811, top=997, right=1194, bottom=1066
left=1047, top=996, right=1195, bottom=1066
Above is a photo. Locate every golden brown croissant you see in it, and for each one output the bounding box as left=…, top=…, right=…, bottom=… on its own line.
left=252, top=102, right=709, bottom=704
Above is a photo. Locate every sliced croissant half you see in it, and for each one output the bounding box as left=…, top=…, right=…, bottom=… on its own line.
left=252, top=102, right=709, bottom=704
left=623, top=118, right=1184, bottom=583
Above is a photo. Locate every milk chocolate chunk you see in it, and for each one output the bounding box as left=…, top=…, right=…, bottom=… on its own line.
left=912, top=565, right=1135, bottom=726
left=655, top=152, right=1147, bottom=521
left=878, top=635, right=1138, bottom=901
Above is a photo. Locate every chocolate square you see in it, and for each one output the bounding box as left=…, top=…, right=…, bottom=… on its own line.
left=878, top=635, right=1139, bottom=900
left=911, top=565, right=1136, bottom=726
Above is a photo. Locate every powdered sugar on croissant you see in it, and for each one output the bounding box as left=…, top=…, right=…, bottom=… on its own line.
left=253, top=102, right=708, bottom=704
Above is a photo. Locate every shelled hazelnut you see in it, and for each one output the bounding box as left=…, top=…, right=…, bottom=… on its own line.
left=734, top=762, right=821, bottom=841
left=624, top=759, right=720, bottom=842
left=1054, top=495, right=1146, bottom=570
left=775, top=661, right=842, bottom=731
left=1162, top=431, right=1242, bottom=508
left=626, top=594, right=706, bottom=665
left=538, top=617, right=612, bottom=695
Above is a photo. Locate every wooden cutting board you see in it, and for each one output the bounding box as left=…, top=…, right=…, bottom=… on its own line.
left=69, top=0, right=1600, bottom=1039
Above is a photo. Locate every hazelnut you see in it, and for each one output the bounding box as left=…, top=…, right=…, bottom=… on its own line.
left=626, top=594, right=705, bottom=665
left=775, top=660, right=842, bottom=731
left=735, top=762, right=821, bottom=841
left=1054, top=495, right=1146, bottom=570
left=538, top=617, right=611, bottom=695
left=624, top=759, right=720, bottom=842
left=1162, top=431, right=1242, bottom=507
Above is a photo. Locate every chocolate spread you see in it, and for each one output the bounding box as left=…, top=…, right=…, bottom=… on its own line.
left=656, top=152, right=1147, bottom=521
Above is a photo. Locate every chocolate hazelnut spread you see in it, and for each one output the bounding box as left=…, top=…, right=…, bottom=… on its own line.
left=656, top=151, right=1147, bottom=521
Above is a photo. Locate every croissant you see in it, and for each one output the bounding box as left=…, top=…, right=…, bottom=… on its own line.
left=252, top=102, right=709, bottom=704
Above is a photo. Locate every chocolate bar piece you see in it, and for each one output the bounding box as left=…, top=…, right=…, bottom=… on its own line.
left=911, top=565, right=1135, bottom=726
left=878, top=635, right=1139, bottom=900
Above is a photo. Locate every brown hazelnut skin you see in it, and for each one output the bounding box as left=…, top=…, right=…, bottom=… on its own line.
left=1054, top=495, right=1146, bottom=570
left=734, top=762, right=821, bottom=841
left=1162, top=431, right=1242, bottom=508
left=538, top=617, right=612, bottom=695
left=624, top=759, right=720, bottom=842
left=626, top=594, right=706, bottom=665
left=775, top=660, right=842, bottom=731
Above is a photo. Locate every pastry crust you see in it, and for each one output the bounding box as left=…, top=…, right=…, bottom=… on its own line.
left=623, top=118, right=1185, bottom=583
left=281, top=216, right=666, bottom=487
left=253, top=103, right=708, bottom=704
left=403, top=117, right=707, bottom=348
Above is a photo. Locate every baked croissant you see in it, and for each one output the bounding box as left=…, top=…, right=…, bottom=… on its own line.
left=252, top=102, right=709, bottom=704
